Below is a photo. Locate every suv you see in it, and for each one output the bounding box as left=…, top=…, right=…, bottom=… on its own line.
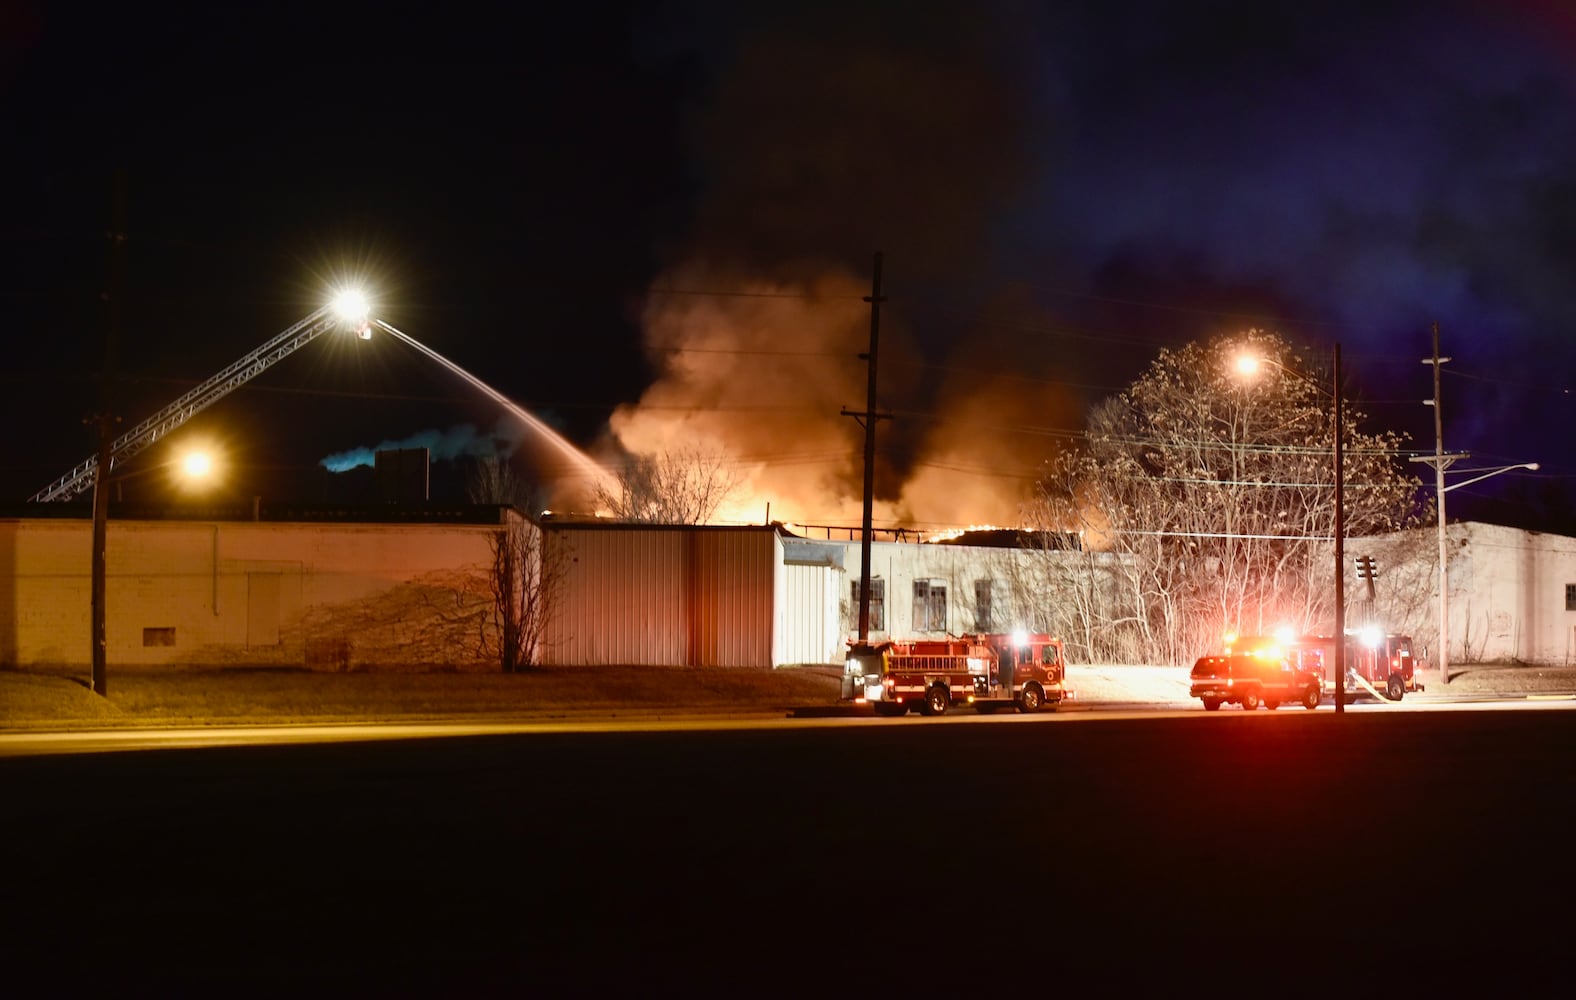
left=1190, top=654, right=1322, bottom=711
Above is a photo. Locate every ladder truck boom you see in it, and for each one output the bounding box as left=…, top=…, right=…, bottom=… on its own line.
left=30, top=305, right=364, bottom=503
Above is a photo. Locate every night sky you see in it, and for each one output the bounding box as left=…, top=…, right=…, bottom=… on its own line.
left=3, top=1, right=1572, bottom=533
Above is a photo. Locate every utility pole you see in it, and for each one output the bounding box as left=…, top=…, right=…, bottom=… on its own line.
left=1333, top=343, right=1345, bottom=714
left=841, top=252, right=890, bottom=643
left=89, top=171, right=127, bottom=697
left=1414, top=323, right=1463, bottom=687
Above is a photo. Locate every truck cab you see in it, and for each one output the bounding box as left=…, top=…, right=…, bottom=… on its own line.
left=1190, top=654, right=1322, bottom=711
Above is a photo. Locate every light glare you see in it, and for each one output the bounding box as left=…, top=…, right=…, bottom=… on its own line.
left=181, top=451, right=213, bottom=479
left=333, top=289, right=370, bottom=321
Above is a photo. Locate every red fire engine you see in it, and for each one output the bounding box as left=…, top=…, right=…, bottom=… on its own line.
left=842, top=631, right=1068, bottom=717
left=1224, top=628, right=1424, bottom=702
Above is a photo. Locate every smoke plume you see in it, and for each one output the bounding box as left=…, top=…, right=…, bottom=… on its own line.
left=601, top=2, right=1075, bottom=529
left=321, top=422, right=524, bottom=473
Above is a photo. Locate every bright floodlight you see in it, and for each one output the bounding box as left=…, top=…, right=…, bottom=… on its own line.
left=332, top=289, right=370, bottom=321
left=181, top=451, right=214, bottom=479
left=1011, top=629, right=1029, bottom=647
left=1234, top=355, right=1262, bottom=378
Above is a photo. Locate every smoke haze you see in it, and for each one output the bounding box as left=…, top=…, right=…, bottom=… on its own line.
left=602, top=2, right=1068, bottom=528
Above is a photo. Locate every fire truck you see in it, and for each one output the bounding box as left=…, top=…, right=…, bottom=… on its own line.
left=842, top=631, right=1068, bottom=717
left=1224, top=628, right=1424, bottom=702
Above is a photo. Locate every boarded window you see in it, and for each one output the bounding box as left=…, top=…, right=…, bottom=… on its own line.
left=1567, top=584, right=1576, bottom=612
left=974, top=579, right=994, bottom=632
left=913, top=580, right=948, bottom=632
left=851, top=578, right=886, bottom=632
left=142, top=627, right=176, bottom=647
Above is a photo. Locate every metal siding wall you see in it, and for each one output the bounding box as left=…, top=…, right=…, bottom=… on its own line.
left=547, top=528, right=688, bottom=666
left=781, top=563, right=838, bottom=665
left=690, top=530, right=774, bottom=667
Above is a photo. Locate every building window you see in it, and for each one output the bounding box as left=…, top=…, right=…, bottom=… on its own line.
left=974, top=579, right=995, bottom=632
left=851, top=578, right=886, bottom=631
left=142, top=627, right=176, bottom=647
left=913, top=580, right=948, bottom=632
left=1567, top=584, right=1576, bottom=612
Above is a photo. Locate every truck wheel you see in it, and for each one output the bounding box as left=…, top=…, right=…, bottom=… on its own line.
left=1240, top=690, right=1261, bottom=711
left=1386, top=675, right=1405, bottom=701
left=1018, top=683, right=1044, bottom=713
left=1301, top=684, right=1321, bottom=710
left=874, top=703, right=907, bottom=717
left=1202, top=698, right=1222, bottom=712
left=922, top=685, right=949, bottom=717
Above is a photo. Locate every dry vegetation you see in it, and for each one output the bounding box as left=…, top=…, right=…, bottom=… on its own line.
left=0, top=664, right=845, bottom=730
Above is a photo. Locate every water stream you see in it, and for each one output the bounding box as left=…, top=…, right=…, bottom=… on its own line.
left=373, top=319, right=617, bottom=495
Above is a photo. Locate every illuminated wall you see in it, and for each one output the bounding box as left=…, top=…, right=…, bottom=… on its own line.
left=0, top=508, right=521, bottom=670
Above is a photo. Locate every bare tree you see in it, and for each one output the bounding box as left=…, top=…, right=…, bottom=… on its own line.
left=1026, top=330, right=1427, bottom=665
left=467, top=454, right=536, bottom=510
left=464, top=457, right=566, bottom=671
left=593, top=443, right=743, bottom=524
left=485, top=514, right=569, bottom=672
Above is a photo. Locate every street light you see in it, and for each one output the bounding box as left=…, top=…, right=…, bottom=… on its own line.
left=83, top=289, right=375, bottom=697
left=1410, top=456, right=1539, bottom=685
left=179, top=449, right=215, bottom=481
left=1234, top=343, right=1348, bottom=713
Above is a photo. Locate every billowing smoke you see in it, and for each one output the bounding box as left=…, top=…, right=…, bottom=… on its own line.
left=321, top=422, right=523, bottom=473
left=600, top=3, right=1077, bottom=529
left=603, top=265, right=1086, bottom=528
left=601, top=266, right=877, bottom=525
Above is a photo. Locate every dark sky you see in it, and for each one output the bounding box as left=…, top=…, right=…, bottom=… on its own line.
left=2, top=0, right=1572, bottom=532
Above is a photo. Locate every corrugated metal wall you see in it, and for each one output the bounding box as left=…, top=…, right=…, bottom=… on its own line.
left=779, top=563, right=840, bottom=664
left=544, top=525, right=779, bottom=667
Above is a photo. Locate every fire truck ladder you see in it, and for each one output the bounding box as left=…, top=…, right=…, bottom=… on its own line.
left=29, top=305, right=362, bottom=503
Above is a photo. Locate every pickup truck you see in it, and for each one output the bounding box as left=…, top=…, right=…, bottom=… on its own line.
left=1189, top=654, right=1322, bottom=711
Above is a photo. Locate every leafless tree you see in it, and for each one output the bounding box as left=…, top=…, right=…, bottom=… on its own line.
left=1025, top=330, right=1427, bottom=665
left=467, top=455, right=535, bottom=510
left=486, top=514, right=569, bottom=672
left=592, top=443, right=743, bottom=524
left=464, top=457, right=567, bottom=671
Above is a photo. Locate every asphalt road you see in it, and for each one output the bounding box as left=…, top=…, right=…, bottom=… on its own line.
left=5, top=708, right=1574, bottom=996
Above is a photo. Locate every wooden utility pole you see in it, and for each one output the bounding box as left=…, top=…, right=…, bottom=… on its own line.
left=841, top=252, right=890, bottom=643
left=1414, top=323, right=1461, bottom=686
left=89, top=172, right=127, bottom=697
left=1333, top=343, right=1345, bottom=714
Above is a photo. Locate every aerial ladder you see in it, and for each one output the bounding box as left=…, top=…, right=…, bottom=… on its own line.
left=29, top=296, right=371, bottom=503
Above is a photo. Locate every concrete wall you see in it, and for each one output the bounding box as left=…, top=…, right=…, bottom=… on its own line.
left=1448, top=523, right=1576, bottom=665
left=837, top=540, right=1061, bottom=640
left=0, top=512, right=514, bottom=670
